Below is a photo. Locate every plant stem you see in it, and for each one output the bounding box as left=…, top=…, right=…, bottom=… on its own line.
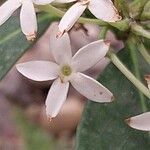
left=137, top=42, right=150, bottom=65
left=107, top=50, right=150, bottom=99
left=36, top=5, right=130, bottom=31
left=99, top=27, right=108, bottom=39
left=37, top=5, right=107, bottom=25
left=131, top=23, right=150, bottom=40
left=128, top=40, right=147, bottom=112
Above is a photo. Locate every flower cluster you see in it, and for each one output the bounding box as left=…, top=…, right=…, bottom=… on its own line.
left=0, top=0, right=55, bottom=41
left=0, top=0, right=121, bottom=40
left=1, top=0, right=149, bottom=133
left=0, top=0, right=121, bottom=119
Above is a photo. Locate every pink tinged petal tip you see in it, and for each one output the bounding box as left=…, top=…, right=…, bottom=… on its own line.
left=126, top=112, right=150, bottom=131
left=47, top=115, right=53, bottom=122
left=70, top=73, right=113, bottom=103
left=58, top=2, right=87, bottom=35
left=16, top=61, right=59, bottom=81
left=26, top=31, right=37, bottom=41
left=20, top=0, right=37, bottom=40
left=88, top=0, right=122, bottom=22
left=56, top=30, right=65, bottom=38
left=45, top=78, right=69, bottom=118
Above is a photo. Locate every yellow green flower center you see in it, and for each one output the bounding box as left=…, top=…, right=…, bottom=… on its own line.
left=61, top=65, right=72, bottom=76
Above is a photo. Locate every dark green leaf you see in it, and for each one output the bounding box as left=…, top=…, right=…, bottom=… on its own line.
left=0, top=13, right=56, bottom=80
left=76, top=48, right=150, bottom=150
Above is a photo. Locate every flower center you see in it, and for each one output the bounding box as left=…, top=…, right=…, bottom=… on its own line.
left=61, top=65, right=72, bottom=76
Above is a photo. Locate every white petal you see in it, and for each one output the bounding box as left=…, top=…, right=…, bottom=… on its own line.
left=54, top=0, right=76, bottom=3
left=16, top=61, right=59, bottom=81
left=70, top=73, right=113, bottom=102
left=0, top=0, right=21, bottom=25
left=126, top=112, right=150, bottom=131
left=88, top=0, right=121, bottom=22
left=32, top=0, right=54, bottom=5
left=20, top=0, right=37, bottom=41
left=45, top=78, right=69, bottom=118
left=71, top=40, right=110, bottom=72
left=50, top=29, right=72, bottom=65
left=58, top=2, right=86, bottom=34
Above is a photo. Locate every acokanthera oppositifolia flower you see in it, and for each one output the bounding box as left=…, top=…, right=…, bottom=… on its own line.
left=0, top=0, right=54, bottom=41
left=126, top=75, right=150, bottom=131
left=16, top=32, right=113, bottom=120
left=58, top=0, right=122, bottom=36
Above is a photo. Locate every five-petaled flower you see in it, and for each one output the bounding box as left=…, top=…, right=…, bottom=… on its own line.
left=58, top=0, right=122, bottom=36
left=126, top=75, right=150, bottom=131
left=16, top=30, right=113, bottom=120
left=0, top=0, right=53, bottom=41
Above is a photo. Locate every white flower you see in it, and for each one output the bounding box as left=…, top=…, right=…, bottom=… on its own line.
left=126, top=112, right=150, bottom=131
left=126, top=75, right=150, bottom=131
left=58, top=0, right=121, bottom=36
left=16, top=31, right=113, bottom=120
left=0, top=0, right=54, bottom=41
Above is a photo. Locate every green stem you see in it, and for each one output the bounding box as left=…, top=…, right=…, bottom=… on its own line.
left=137, top=41, right=150, bottom=65
left=128, top=41, right=147, bottom=112
left=99, top=27, right=108, bottom=39
left=131, top=23, right=150, bottom=40
left=36, top=5, right=130, bottom=31
left=107, top=50, right=150, bottom=99
left=37, top=5, right=107, bottom=25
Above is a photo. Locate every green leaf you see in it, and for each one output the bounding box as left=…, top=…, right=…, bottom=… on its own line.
left=0, top=13, right=56, bottom=80
left=76, top=48, right=150, bottom=150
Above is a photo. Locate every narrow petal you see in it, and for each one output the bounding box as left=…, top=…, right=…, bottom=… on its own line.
left=45, top=78, right=69, bottom=118
left=50, top=30, right=72, bottom=65
left=88, top=0, right=121, bottom=22
left=0, top=0, right=21, bottom=25
left=58, top=2, right=86, bottom=35
left=20, top=1, right=37, bottom=41
left=71, top=40, right=110, bottom=72
left=54, top=0, right=76, bottom=3
left=32, top=0, right=54, bottom=5
left=70, top=73, right=113, bottom=102
left=16, top=61, right=59, bottom=81
left=126, top=112, right=150, bottom=131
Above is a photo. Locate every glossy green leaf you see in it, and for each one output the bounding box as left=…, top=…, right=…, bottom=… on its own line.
left=76, top=48, right=150, bottom=150
left=0, top=13, right=56, bottom=80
